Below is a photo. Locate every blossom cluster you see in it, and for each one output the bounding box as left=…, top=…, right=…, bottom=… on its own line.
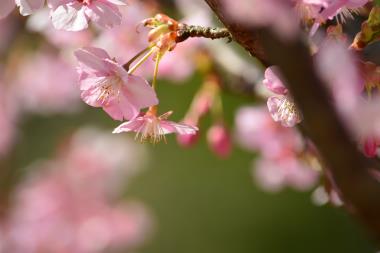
left=0, top=128, right=151, bottom=253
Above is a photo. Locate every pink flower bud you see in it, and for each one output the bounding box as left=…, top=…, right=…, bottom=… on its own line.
left=363, top=137, right=378, bottom=158
left=207, top=123, right=232, bottom=158
left=177, top=131, right=200, bottom=147
left=176, top=118, right=200, bottom=147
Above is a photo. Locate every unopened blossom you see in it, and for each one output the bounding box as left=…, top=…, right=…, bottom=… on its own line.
left=176, top=118, right=200, bottom=147
left=143, top=14, right=180, bottom=55
left=207, top=123, right=232, bottom=158
left=48, top=0, right=126, bottom=31
left=362, top=137, right=378, bottom=158
left=75, top=47, right=158, bottom=121
left=113, top=109, right=198, bottom=144
left=263, top=66, right=302, bottom=127
left=0, top=0, right=44, bottom=19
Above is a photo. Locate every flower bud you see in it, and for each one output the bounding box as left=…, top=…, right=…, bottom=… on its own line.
left=363, top=137, right=378, bottom=158
left=207, top=123, right=231, bottom=158
left=177, top=119, right=199, bottom=147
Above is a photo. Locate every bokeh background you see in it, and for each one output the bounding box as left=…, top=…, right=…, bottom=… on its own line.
left=2, top=74, right=375, bottom=253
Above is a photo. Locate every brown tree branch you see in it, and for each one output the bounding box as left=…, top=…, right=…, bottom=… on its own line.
left=204, top=0, right=380, bottom=244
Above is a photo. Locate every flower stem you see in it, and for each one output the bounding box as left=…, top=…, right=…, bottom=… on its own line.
left=128, top=48, right=155, bottom=74
left=152, top=52, right=162, bottom=90
left=123, top=47, right=151, bottom=71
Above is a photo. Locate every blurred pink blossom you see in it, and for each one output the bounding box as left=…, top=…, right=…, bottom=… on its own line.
left=75, top=47, right=158, bottom=121
left=235, top=106, right=303, bottom=159
left=0, top=0, right=44, bottom=19
left=222, top=0, right=299, bottom=40
left=235, top=106, right=319, bottom=191
left=0, top=127, right=151, bottom=253
left=27, top=9, right=93, bottom=48
left=254, top=156, right=319, bottom=192
left=48, top=0, right=126, bottom=31
left=13, top=52, right=80, bottom=115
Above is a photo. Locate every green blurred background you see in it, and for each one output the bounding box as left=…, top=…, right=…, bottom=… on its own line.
left=10, top=73, right=376, bottom=253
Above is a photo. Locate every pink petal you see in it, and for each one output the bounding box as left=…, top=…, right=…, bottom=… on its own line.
left=15, top=0, right=44, bottom=16
left=121, top=74, right=158, bottom=109
left=105, top=0, right=126, bottom=5
left=263, top=66, right=287, bottom=95
left=161, top=121, right=198, bottom=135
left=51, top=2, right=88, bottom=31
left=87, top=1, right=122, bottom=29
left=103, top=96, right=139, bottom=121
left=112, top=119, right=145, bottom=134
left=74, top=47, right=111, bottom=74
left=0, top=0, right=15, bottom=19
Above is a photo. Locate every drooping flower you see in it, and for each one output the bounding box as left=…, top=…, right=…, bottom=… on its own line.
left=0, top=0, right=44, bottom=19
left=113, top=109, right=198, bottom=144
left=75, top=47, right=158, bottom=121
left=48, top=0, right=126, bottom=31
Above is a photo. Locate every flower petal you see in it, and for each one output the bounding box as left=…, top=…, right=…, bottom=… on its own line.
left=0, top=0, right=15, bottom=19
left=121, top=74, right=158, bottom=109
left=15, top=0, right=44, bottom=16
left=51, top=2, right=88, bottom=31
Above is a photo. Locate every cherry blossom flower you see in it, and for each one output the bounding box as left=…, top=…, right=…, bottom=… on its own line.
left=75, top=47, right=158, bottom=121
left=0, top=0, right=44, bottom=19
left=263, top=66, right=302, bottom=127
left=113, top=109, right=198, bottom=144
left=235, top=106, right=319, bottom=192
left=254, top=156, right=319, bottom=192
left=48, top=0, right=126, bottom=31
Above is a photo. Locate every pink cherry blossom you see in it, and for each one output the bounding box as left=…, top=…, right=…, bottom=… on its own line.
left=263, top=66, right=288, bottom=95
left=262, top=66, right=302, bottom=127
left=0, top=0, right=44, bottom=19
left=113, top=110, right=198, bottom=144
left=235, top=106, right=304, bottom=159
left=48, top=0, right=126, bottom=31
left=235, top=106, right=319, bottom=192
left=254, top=156, right=319, bottom=192
left=267, top=95, right=302, bottom=127
left=75, top=47, right=158, bottom=121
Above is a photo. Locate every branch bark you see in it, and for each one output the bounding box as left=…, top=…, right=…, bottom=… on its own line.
left=204, top=0, right=380, bottom=243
